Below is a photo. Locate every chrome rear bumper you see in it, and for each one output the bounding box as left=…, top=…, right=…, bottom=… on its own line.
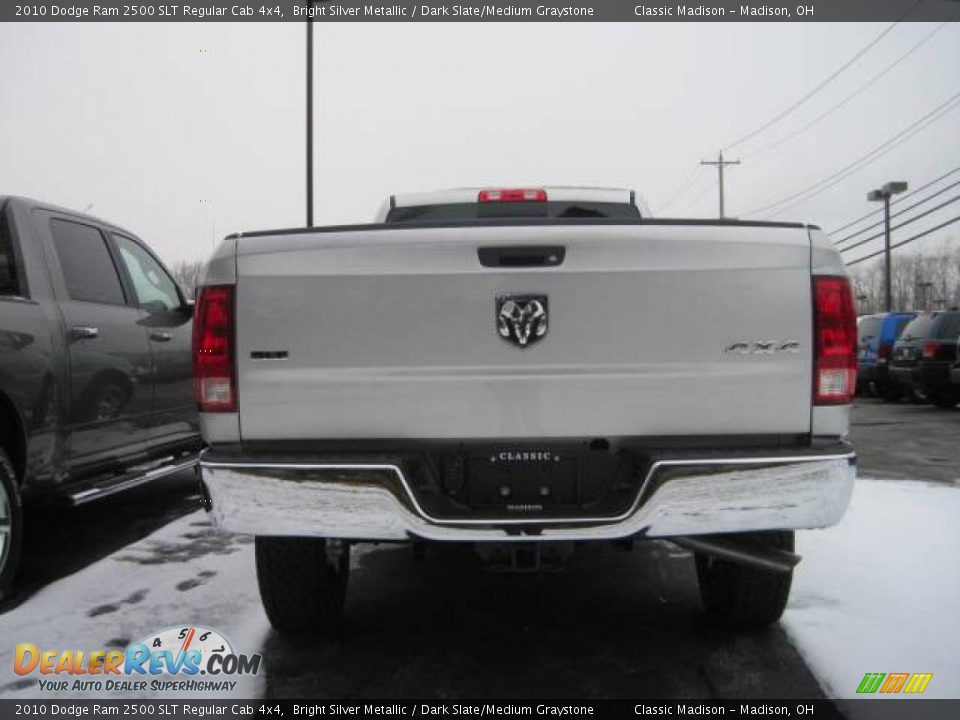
left=200, top=447, right=855, bottom=542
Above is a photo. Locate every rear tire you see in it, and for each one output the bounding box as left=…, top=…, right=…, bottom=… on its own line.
left=0, top=448, right=24, bottom=604
left=879, top=383, right=902, bottom=402
left=928, top=389, right=960, bottom=409
left=695, top=530, right=794, bottom=630
left=255, top=537, right=350, bottom=633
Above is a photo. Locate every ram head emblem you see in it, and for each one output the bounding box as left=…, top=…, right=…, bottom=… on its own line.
left=497, top=295, right=548, bottom=348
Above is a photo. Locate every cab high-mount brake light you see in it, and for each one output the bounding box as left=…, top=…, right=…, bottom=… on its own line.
left=193, top=285, right=236, bottom=412
left=813, top=275, right=857, bottom=405
left=478, top=188, right=548, bottom=203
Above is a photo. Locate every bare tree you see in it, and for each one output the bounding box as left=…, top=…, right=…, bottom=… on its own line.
left=847, top=235, right=960, bottom=314
left=170, top=260, right=205, bottom=299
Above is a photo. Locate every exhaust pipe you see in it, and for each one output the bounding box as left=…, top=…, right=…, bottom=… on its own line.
left=671, top=536, right=800, bottom=574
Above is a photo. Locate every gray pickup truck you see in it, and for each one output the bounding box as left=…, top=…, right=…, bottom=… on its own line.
left=0, top=197, right=201, bottom=599
left=196, top=187, right=857, bottom=632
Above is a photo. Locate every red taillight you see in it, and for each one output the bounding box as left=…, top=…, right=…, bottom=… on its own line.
left=813, top=276, right=857, bottom=405
left=478, top=188, right=547, bottom=203
left=192, top=285, right=236, bottom=412
left=922, top=341, right=938, bottom=360
left=878, top=342, right=891, bottom=360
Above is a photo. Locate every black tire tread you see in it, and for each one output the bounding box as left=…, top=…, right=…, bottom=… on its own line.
left=0, top=448, right=23, bottom=602
left=695, top=530, right=794, bottom=630
left=254, top=536, right=348, bottom=633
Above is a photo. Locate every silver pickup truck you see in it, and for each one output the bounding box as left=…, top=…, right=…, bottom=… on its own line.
left=195, top=187, right=857, bottom=633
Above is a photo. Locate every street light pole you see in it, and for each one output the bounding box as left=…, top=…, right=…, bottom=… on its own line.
left=306, top=2, right=317, bottom=227
left=882, top=193, right=891, bottom=312
left=867, top=181, right=908, bottom=312
left=306, top=13, right=313, bottom=227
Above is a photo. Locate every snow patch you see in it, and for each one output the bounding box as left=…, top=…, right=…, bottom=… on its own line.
left=784, top=478, right=960, bottom=700
left=0, top=512, right=267, bottom=699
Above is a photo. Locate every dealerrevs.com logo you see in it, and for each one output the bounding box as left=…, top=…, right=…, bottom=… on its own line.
left=14, top=625, right=261, bottom=693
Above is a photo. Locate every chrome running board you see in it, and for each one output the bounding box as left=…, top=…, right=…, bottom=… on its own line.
left=68, top=456, right=198, bottom=506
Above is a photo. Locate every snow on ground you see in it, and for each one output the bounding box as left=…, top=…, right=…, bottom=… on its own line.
left=784, top=477, right=960, bottom=700
left=0, top=512, right=268, bottom=699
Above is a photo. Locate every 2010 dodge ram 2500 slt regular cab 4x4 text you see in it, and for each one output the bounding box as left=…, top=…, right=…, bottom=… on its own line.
left=195, top=187, right=857, bottom=632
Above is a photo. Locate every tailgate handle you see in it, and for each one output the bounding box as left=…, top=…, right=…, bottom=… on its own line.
left=478, top=246, right=565, bottom=268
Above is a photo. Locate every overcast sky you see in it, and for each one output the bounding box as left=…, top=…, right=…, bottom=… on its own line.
left=1, top=21, right=958, bottom=267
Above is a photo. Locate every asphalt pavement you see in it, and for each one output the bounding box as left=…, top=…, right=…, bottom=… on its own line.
left=849, top=396, right=960, bottom=484
left=260, top=542, right=824, bottom=698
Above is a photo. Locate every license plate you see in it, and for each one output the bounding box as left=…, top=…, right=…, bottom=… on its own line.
left=467, top=450, right=577, bottom=509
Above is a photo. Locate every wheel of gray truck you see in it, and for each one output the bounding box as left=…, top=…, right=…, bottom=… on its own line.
left=694, top=530, right=794, bottom=630
left=0, top=448, right=24, bottom=604
left=254, top=537, right=350, bottom=633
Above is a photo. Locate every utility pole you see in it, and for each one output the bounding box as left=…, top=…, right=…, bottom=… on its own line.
left=305, top=2, right=316, bottom=227
left=867, top=181, right=908, bottom=312
left=701, top=151, right=740, bottom=218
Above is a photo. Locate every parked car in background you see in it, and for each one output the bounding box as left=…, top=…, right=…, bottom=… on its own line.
left=0, top=196, right=202, bottom=601
left=856, top=312, right=916, bottom=400
left=891, top=310, right=960, bottom=409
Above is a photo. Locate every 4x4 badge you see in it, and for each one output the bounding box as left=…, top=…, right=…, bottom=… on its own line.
left=497, top=295, right=548, bottom=348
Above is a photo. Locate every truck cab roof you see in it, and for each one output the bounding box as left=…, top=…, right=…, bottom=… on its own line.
left=0, top=196, right=137, bottom=239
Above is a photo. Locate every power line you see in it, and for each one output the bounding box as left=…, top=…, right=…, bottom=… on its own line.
left=839, top=194, right=960, bottom=253
left=835, top=179, right=960, bottom=247
left=845, top=214, right=960, bottom=266
left=741, top=21, right=955, bottom=161
left=754, top=94, right=960, bottom=217
left=665, top=5, right=941, bottom=223
left=827, top=166, right=960, bottom=235
left=723, top=15, right=915, bottom=152
left=672, top=174, right=717, bottom=216
left=657, top=166, right=704, bottom=214
left=741, top=91, right=960, bottom=218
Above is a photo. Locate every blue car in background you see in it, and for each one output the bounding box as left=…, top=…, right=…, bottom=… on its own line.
left=857, top=312, right=917, bottom=400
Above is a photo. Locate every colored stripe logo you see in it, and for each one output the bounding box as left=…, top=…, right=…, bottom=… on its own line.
left=857, top=672, right=933, bottom=694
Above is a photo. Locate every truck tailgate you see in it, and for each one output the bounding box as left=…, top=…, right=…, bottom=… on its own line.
left=234, top=223, right=813, bottom=440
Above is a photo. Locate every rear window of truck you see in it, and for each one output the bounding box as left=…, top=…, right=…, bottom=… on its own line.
left=386, top=201, right=642, bottom=223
